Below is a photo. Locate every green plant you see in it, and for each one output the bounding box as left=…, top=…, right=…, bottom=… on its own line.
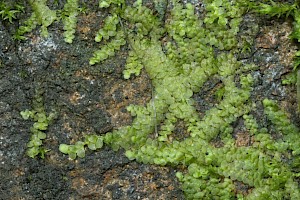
left=94, top=13, right=119, bottom=42
left=21, top=89, right=57, bottom=159
left=0, top=1, right=24, bottom=23
left=99, top=0, right=124, bottom=8
left=61, top=0, right=79, bottom=43
left=282, top=71, right=297, bottom=85
left=14, top=0, right=57, bottom=39
left=123, top=50, right=143, bottom=79
left=263, top=98, right=300, bottom=155
left=59, top=135, right=103, bottom=159
left=59, top=1, right=300, bottom=198
left=89, top=30, right=126, bottom=65
left=14, top=0, right=300, bottom=198
left=256, top=0, right=297, bottom=18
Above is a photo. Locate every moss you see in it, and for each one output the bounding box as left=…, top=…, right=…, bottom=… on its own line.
left=61, top=0, right=79, bottom=43
left=15, top=0, right=300, bottom=198
left=15, top=0, right=57, bottom=38
left=0, top=1, right=24, bottom=23
left=20, top=88, right=57, bottom=159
